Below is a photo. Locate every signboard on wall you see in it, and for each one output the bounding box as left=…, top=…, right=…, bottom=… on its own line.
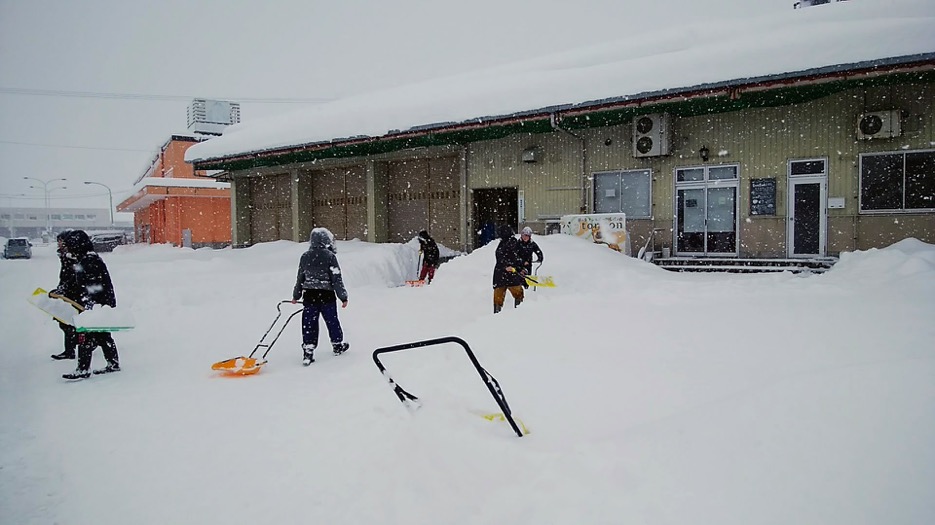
left=559, top=213, right=630, bottom=256
left=750, top=178, right=777, bottom=216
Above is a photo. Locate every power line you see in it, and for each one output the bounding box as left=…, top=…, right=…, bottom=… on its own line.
left=0, top=86, right=333, bottom=104
left=0, top=139, right=154, bottom=153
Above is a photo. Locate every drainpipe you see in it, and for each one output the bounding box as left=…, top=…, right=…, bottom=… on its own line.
left=550, top=113, right=588, bottom=213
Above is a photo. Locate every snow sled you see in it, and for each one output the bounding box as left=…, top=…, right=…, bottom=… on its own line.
left=405, top=280, right=425, bottom=287
left=212, top=300, right=302, bottom=376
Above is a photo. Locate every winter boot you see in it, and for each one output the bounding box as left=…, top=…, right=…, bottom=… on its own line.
left=493, top=304, right=502, bottom=314
left=51, top=350, right=76, bottom=360
left=93, top=362, right=121, bottom=375
left=332, top=342, right=349, bottom=356
left=302, top=344, right=316, bottom=366
left=63, top=369, right=91, bottom=381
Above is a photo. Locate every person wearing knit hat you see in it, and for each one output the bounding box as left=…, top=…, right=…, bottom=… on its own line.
left=516, top=227, right=544, bottom=281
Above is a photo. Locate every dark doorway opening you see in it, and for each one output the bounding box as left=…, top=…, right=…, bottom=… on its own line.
left=472, top=188, right=518, bottom=248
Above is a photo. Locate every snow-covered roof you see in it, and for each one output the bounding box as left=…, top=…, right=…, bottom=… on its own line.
left=130, top=177, right=230, bottom=191
left=186, top=0, right=935, bottom=164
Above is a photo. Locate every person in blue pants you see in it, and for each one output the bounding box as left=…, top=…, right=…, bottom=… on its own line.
left=291, top=228, right=349, bottom=365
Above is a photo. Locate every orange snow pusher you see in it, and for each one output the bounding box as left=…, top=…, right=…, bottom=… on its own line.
left=212, top=301, right=302, bottom=376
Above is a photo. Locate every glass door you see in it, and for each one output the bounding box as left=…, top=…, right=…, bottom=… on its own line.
left=675, top=165, right=739, bottom=256
left=787, top=159, right=827, bottom=257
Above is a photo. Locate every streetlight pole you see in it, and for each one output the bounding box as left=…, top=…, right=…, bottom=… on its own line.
left=84, top=181, right=114, bottom=227
left=23, top=176, right=67, bottom=235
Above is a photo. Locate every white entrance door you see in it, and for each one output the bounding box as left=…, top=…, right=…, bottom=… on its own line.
left=787, top=159, right=828, bottom=257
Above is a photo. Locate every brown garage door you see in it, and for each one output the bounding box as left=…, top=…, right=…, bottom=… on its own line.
left=386, top=157, right=460, bottom=247
left=250, top=173, right=292, bottom=243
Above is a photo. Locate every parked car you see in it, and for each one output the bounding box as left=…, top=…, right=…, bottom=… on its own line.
left=90, top=232, right=130, bottom=253
left=3, top=237, right=33, bottom=259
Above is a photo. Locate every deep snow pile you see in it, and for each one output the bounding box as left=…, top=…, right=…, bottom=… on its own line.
left=1, top=235, right=933, bottom=525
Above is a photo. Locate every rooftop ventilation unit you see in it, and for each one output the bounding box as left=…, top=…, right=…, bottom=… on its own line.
left=187, top=99, right=241, bottom=136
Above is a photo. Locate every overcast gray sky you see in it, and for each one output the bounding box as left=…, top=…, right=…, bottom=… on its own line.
left=0, top=0, right=786, bottom=218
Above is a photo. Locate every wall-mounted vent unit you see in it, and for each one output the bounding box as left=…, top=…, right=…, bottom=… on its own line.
left=857, top=110, right=901, bottom=140
left=632, top=113, right=670, bottom=158
left=521, top=146, right=540, bottom=163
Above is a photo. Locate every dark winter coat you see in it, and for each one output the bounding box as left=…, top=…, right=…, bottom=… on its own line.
left=293, top=228, right=349, bottom=303
left=492, top=225, right=526, bottom=288
left=516, top=238, right=543, bottom=272
left=417, top=230, right=440, bottom=267
left=52, top=231, right=82, bottom=301
left=62, top=230, right=117, bottom=309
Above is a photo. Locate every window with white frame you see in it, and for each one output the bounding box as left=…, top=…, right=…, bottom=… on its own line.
left=593, top=169, right=652, bottom=218
left=860, top=150, right=935, bottom=212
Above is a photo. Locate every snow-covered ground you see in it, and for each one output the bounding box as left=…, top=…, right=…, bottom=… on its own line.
left=1, top=234, right=933, bottom=525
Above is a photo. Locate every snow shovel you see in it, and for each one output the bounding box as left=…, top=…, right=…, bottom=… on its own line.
left=524, top=274, right=556, bottom=288
left=212, top=300, right=302, bottom=376
left=530, top=262, right=542, bottom=293
left=405, top=250, right=425, bottom=287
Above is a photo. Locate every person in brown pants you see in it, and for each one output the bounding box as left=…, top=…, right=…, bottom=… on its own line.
left=491, top=225, right=526, bottom=313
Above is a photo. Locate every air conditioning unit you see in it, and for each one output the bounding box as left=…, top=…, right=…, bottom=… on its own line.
left=632, top=113, right=671, bottom=157
left=857, top=110, right=901, bottom=140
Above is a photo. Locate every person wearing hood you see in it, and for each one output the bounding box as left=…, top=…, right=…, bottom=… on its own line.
left=61, top=230, right=120, bottom=380
left=516, top=226, right=544, bottom=277
left=492, top=224, right=527, bottom=313
left=50, top=230, right=81, bottom=361
left=416, top=230, right=440, bottom=284
left=292, top=227, right=350, bottom=365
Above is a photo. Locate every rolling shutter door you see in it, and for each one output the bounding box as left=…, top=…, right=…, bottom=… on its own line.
left=386, top=157, right=460, bottom=246
left=310, top=166, right=367, bottom=240
left=250, top=174, right=292, bottom=242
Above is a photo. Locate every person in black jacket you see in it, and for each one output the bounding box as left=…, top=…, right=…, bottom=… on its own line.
left=417, top=230, right=440, bottom=284
left=292, top=228, right=349, bottom=365
left=516, top=226, right=544, bottom=278
left=61, top=230, right=120, bottom=380
left=492, top=225, right=526, bottom=314
left=50, top=230, right=81, bottom=360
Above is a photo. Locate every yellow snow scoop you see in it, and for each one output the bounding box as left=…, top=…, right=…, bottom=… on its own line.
left=212, top=301, right=302, bottom=376
left=29, top=287, right=84, bottom=324
left=524, top=275, right=556, bottom=288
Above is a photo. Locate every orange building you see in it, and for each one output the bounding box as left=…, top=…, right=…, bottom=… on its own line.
left=117, top=135, right=231, bottom=248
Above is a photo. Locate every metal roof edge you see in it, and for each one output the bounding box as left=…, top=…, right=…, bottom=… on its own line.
left=192, top=53, right=935, bottom=168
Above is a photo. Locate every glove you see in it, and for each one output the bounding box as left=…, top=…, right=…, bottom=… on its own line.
left=77, top=334, right=86, bottom=344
